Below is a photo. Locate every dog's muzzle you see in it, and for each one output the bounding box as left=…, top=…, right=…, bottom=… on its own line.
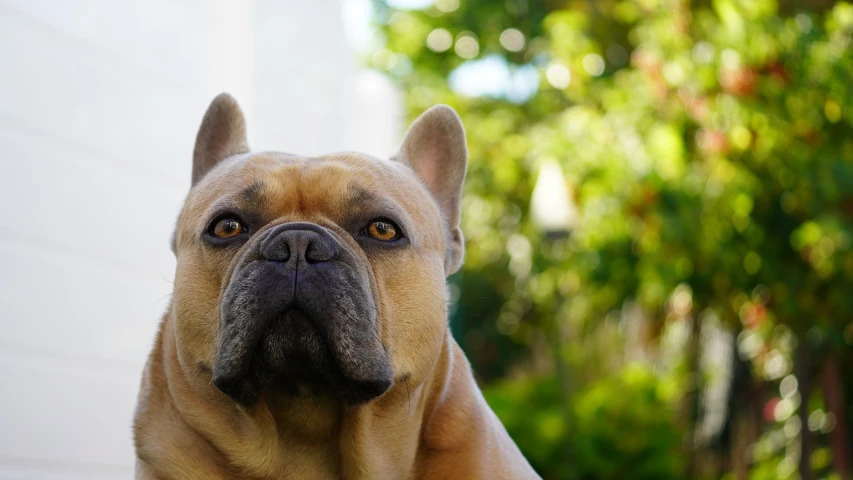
left=212, top=222, right=392, bottom=405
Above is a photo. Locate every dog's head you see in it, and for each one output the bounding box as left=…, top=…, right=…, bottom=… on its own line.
left=171, top=94, right=466, bottom=406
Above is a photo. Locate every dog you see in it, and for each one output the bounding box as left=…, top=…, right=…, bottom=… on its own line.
left=133, top=93, right=539, bottom=479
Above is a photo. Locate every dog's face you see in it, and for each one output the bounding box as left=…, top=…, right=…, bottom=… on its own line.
left=171, top=95, right=467, bottom=406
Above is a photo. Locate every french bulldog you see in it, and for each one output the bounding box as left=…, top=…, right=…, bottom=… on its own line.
left=133, top=93, right=539, bottom=479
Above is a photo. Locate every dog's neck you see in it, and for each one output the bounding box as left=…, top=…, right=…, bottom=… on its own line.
left=144, top=311, right=485, bottom=479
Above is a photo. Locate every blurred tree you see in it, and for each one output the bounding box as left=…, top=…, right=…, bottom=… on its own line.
left=371, top=0, right=853, bottom=478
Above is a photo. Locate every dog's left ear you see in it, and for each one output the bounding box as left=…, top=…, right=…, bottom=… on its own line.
left=395, top=105, right=467, bottom=275
left=192, top=93, right=250, bottom=185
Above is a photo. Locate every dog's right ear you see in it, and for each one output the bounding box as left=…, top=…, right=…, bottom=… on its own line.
left=395, top=105, right=467, bottom=275
left=192, top=93, right=249, bottom=185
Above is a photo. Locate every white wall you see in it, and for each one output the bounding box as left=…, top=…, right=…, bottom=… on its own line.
left=0, top=1, right=400, bottom=478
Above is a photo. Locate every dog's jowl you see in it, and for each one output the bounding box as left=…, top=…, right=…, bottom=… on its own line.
left=133, top=94, right=540, bottom=480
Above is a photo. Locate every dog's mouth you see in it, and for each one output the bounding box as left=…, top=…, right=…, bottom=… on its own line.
left=210, top=223, right=393, bottom=406
left=213, top=307, right=392, bottom=406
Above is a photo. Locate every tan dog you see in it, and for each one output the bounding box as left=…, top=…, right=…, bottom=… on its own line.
left=133, top=94, right=539, bottom=479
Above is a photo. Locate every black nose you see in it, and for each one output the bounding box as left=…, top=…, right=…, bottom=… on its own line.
left=260, top=222, right=338, bottom=265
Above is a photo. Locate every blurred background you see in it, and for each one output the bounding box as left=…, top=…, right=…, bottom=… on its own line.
left=1, top=0, right=852, bottom=479
left=372, top=0, right=853, bottom=479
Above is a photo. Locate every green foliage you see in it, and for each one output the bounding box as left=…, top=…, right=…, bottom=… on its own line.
left=485, top=375, right=566, bottom=475
left=572, top=365, right=685, bottom=480
left=486, top=365, right=684, bottom=479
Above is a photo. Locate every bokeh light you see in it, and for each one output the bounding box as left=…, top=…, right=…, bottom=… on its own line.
left=545, top=62, right=571, bottom=88
left=454, top=32, right=479, bottom=59
left=499, top=28, right=526, bottom=52
left=426, top=27, right=453, bottom=52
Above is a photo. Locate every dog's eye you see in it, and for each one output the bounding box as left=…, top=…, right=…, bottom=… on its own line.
left=366, top=220, right=399, bottom=241
left=212, top=218, right=245, bottom=239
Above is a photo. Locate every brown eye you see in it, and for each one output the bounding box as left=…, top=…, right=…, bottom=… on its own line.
left=367, top=220, right=399, bottom=241
left=213, top=218, right=244, bottom=239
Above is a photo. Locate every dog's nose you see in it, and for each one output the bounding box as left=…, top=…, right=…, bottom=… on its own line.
left=260, top=222, right=338, bottom=265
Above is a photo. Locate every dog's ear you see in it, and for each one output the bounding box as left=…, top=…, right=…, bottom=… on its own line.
left=395, top=105, right=468, bottom=275
left=192, top=93, right=249, bottom=185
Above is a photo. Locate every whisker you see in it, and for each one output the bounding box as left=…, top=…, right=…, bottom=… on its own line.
left=404, top=377, right=412, bottom=414
left=190, top=360, right=211, bottom=387
left=150, top=292, right=173, bottom=308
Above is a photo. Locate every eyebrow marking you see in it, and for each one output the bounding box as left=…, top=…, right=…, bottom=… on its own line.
left=240, top=181, right=265, bottom=204
left=348, top=185, right=380, bottom=206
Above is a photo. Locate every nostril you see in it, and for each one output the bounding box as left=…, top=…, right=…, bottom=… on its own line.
left=261, top=240, right=291, bottom=263
left=304, top=237, right=337, bottom=263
